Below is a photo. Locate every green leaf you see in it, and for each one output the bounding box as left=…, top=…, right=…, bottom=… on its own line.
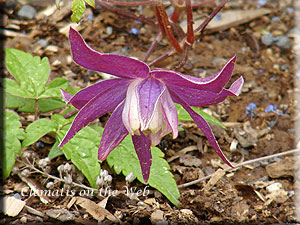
left=5, top=48, right=50, bottom=96
left=3, top=110, right=25, bottom=180
left=5, top=94, right=35, bottom=113
left=57, top=124, right=102, bottom=188
left=107, top=136, right=180, bottom=206
left=51, top=114, right=73, bottom=128
left=85, top=0, right=95, bottom=7
left=4, top=78, right=32, bottom=97
left=48, top=142, right=64, bottom=159
left=42, top=78, right=68, bottom=97
left=5, top=94, right=66, bottom=113
left=175, top=103, right=226, bottom=129
left=56, top=0, right=60, bottom=8
left=38, top=98, right=66, bottom=113
left=71, top=0, right=86, bottom=23
left=5, top=49, right=70, bottom=113
left=22, top=119, right=57, bottom=147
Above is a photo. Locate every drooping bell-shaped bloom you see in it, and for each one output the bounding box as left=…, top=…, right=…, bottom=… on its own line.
left=58, top=27, right=244, bottom=183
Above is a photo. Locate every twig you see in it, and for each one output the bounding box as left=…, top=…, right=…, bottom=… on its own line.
left=17, top=159, right=98, bottom=192
left=178, top=148, right=300, bottom=188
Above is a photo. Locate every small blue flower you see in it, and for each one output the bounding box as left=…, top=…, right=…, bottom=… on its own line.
left=245, top=103, right=257, bottom=120
left=129, top=27, right=139, bottom=35
left=265, top=104, right=288, bottom=116
left=265, top=104, right=277, bottom=113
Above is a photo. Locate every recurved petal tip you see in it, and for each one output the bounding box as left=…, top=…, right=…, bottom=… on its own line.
left=229, top=76, right=244, bottom=96
left=60, top=88, right=73, bottom=103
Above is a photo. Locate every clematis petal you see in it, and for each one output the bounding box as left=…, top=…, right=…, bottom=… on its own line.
left=167, top=76, right=244, bottom=107
left=136, top=77, right=166, bottom=131
left=152, top=55, right=236, bottom=93
left=132, top=132, right=152, bottom=183
left=58, top=82, right=127, bottom=148
left=98, top=101, right=128, bottom=161
left=69, top=27, right=150, bottom=79
left=170, top=91, right=234, bottom=168
left=161, top=90, right=178, bottom=138
left=122, top=79, right=142, bottom=135
left=149, top=131, right=162, bottom=146
left=69, top=79, right=129, bottom=109
left=60, top=89, right=73, bottom=103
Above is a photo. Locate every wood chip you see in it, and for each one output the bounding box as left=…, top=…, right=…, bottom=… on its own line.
left=67, top=197, right=77, bottom=209
left=182, top=8, right=272, bottom=33
left=18, top=175, right=50, bottom=204
left=75, top=197, right=119, bottom=222
left=0, top=28, right=28, bottom=38
left=24, top=205, right=45, bottom=218
left=150, top=210, right=165, bottom=224
left=97, top=197, right=109, bottom=208
left=203, top=169, right=225, bottom=192
left=0, top=196, right=25, bottom=217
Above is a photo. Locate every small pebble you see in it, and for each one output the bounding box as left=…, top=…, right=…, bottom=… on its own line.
left=273, top=36, right=290, bottom=49
left=106, top=26, right=113, bottom=35
left=37, top=39, right=48, bottom=47
left=266, top=182, right=282, bottom=193
left=17, top=5, right=36, bottom=19
left=261, top=33, right=273, bottom=46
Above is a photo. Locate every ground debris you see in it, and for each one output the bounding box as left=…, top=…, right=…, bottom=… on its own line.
left=203, top=169, right=225, bottom=192
left=45, top=208, right=74, bottom=222
left=0, top=196, right=25, bottom=217
left=266, top=156, right=297, bottom=178
left=75, top=196, right=119, bottom=222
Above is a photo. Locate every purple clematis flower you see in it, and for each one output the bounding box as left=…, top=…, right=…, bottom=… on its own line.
left=58, top=27, right=244, bottom=183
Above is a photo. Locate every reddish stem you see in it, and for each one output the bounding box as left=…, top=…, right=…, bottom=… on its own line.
left=170, top=6, right=181, bottom=23
left=143, top=32, right=163, bottom=62
left=185, top=0, right=194, bottom=45
left=155, top=3, right=183, bottom=53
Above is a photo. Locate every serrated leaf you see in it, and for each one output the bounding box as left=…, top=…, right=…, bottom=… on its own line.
left=5, top=94, right=66, bottom=113
left=175, top=103, right=226, bottom=129
left=5, top=48, right=50, bottom=96
left=85, top=0, right=95, bottom=7
left=57, top=124, right=102, bottom=188
left=71, top=0, right=86, bottom=23
left=107, top=136, right=180, bottom=206
left=4, top=78, right=32, bottom=97
left=3, top=110, right=25, bottom=180
left=22, top=119, right=57, bottom=147
left=5, top=49, right=70, bottom=113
